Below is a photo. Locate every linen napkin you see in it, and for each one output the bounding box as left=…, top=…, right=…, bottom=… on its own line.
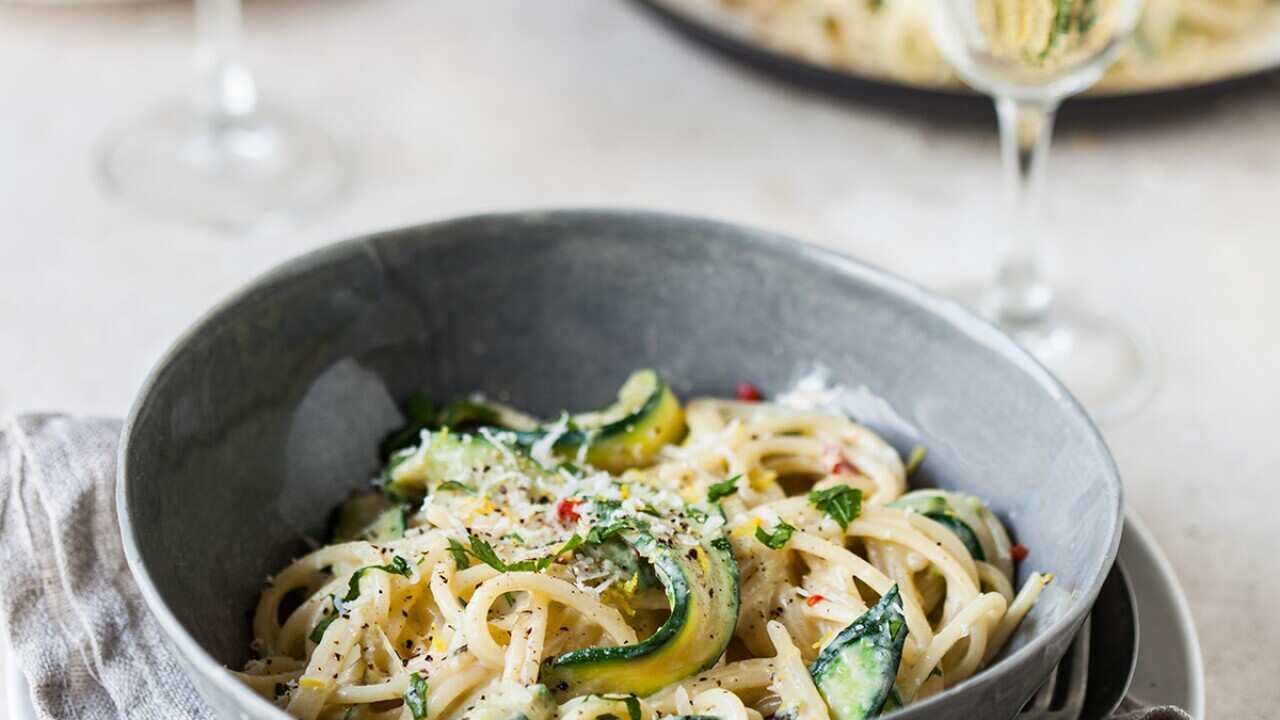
left=0, top=415, right=211, bottom=719
left=1113, top=701, right=1192, bottom=720
left=0, top=414, right=1194, bottom=720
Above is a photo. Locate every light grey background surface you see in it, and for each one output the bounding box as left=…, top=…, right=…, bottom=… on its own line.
left=0, top=1, right=1276, bottom=718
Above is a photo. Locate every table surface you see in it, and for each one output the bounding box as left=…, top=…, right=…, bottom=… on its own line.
left=2, top=1, right=1277, bottom=718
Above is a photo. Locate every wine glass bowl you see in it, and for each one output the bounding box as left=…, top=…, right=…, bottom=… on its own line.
left=97, top=0, right=349, bottom=234
left=931, top=0, right=1145, bottom=99
left=927, top=0, right=1153, bottom=420
left=99, top=101, right=348, bottom=234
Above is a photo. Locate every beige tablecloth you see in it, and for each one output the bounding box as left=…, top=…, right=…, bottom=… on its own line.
left=2, top=2, right=1278, bottom=717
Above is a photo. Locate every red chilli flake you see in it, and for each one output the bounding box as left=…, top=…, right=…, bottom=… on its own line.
left=806, top=594, right=825, bottom=607
left=556, top=498, right=582, bottom=524
left=1011, top=544, right=1030, bottom=562
left=822, top=445, right=858, bottom=475
left=736, top=382, right=763, bottom=402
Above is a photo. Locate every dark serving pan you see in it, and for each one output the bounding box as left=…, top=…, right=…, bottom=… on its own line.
left=631, top=0, right=1280, bottom=128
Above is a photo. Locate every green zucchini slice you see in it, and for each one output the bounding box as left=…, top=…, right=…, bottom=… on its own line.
left=541, top=507, right=739, bottom=697
left=383, top=370, right=685, bottom=476
left=382, top=429, right=535, bottom=499
left=922, top=512, right=985, bottom=561
left=809, top=586, right=908, bottom=720
left=578, top=539, right=661, bottom=592
left=888, top=492, right=986, bottom=561
left=877, top=688, right=904, bottom=714
left=366, top=506, right=407, bottom=543
left=328, top=492, right=406, bottom=543
left=510, top=370, right=686, bottom=473
left=380, top=391, right=537, bottom=460
left=886, top=493, right=948, bottom=515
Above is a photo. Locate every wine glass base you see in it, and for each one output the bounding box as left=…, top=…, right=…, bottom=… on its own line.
left=953, top=286, right=1157, bottom=422
left=98, top=101, right=349, bottom=234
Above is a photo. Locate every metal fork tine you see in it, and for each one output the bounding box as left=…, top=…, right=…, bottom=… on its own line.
left=1021, top=614, right=1093, bottom=718
left=1060, top=616, right=1091, bottom=716
left=1029, top=660, right=1059, bottom=710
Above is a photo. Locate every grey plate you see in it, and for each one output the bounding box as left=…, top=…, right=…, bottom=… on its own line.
left=1119, top=514, right=1204, bottom=716
left=118, top=209, right=1123, bottom=720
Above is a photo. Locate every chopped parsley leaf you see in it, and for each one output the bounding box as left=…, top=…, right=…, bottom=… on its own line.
left=437, top=399, right=498, bottom=430
left=435, top=480, right=475, bottom=494
left=467, top=535, right=512, bottom=570
left=598, top=694, right=642, bottom=720
left=308, top=611, right=338, bottom=644
left=335, top=556, right=413, bottom=610
left=464, top=534, right=583, bottom=573
left=684, top=505, right=709, bottom=523
left=586, top=520, right=630, bottom=545
left=808, top=485, right=862, bottom=531
left=706, top=475, right=741, bottom=503
left=755, top=519, right=796, bottom=550
left=538, top=534, right=584, bottom=570
left=404, top=672, right=428, bottom=719
left=558, top=462, right=585, bottom=479
left=586, top=499, right=650, bottom=544
left=448, top=538, right=472, bottom=569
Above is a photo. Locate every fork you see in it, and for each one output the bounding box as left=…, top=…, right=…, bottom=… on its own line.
left=1021, top=616, right=1091, bottom=719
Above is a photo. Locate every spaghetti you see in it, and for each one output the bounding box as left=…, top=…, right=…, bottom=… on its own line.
left=237, top=372, right=1048, bottom=720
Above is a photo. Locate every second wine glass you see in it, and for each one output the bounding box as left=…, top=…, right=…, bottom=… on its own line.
left=928, top=0, right=1151, bottom=419
left=98, top=0, right=349, bottom=233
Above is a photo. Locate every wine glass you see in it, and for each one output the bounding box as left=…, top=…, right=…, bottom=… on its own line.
left=928, top=0, right=1151, bottom=419
left=98, top=0, right=348, bottom=233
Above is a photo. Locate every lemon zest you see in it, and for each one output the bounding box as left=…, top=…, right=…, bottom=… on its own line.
left=732, top=517, right=763, bottom=539
left=748, top=467, right=778, bottom=492
left=811, top=630, right=837, bottom=651
left=603, top=585, right=637, bottom=617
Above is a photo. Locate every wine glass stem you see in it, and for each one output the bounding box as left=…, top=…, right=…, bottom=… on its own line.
left=991, top=96, right=1060, bottom=328
left=194, top=0, right=258, bottom=120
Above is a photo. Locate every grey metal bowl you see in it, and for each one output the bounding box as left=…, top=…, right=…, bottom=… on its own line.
left=118, top=209, right=1122, bottom=720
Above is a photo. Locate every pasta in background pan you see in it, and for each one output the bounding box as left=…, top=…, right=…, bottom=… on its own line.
left=650, top=0, right=1280, bottom=93
left=236, top=370, right=1049, bottom=720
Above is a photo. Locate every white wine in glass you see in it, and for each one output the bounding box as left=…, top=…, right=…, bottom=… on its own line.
left=98, top=0, right=348, bottom=233
left=929, top=0, right=1152, bottom=419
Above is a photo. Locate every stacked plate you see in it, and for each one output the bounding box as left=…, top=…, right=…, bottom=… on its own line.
left=3, top=513, right=1201, bottom=719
